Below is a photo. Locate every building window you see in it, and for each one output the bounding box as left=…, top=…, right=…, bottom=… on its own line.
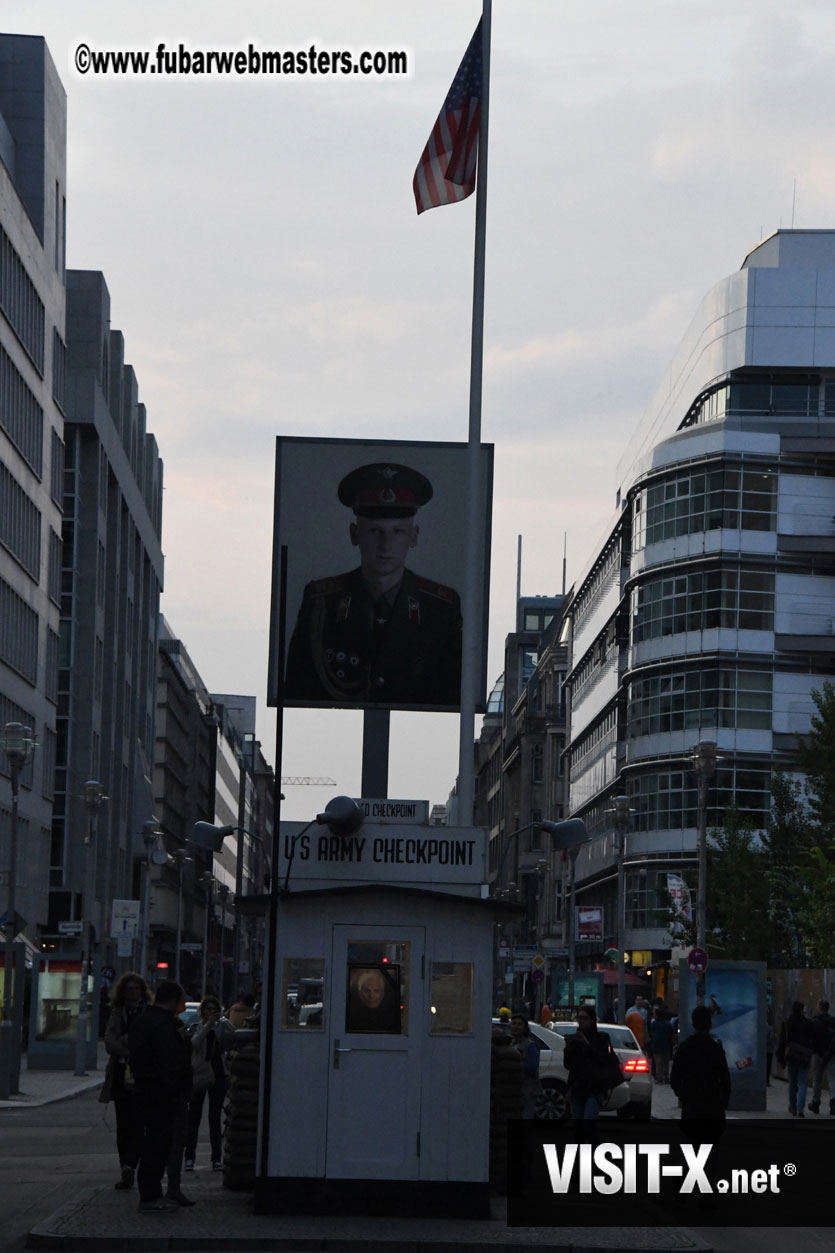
left=631, top=568, right=774, bottom=641
left=0, top=576, right=38, bottom=684
left=633, top=466, right=777, bottom=550
left=627, top=764, right=771, bottom=833
left=0, top=341, right=44, bottom=476
left=628, top=667, right=772, bottom=737
left=0, top=225, right=46, bottom=371
left=0, top=463, right=42, bottom=578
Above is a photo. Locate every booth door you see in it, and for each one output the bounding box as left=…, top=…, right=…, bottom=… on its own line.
left=325, top=924, right=425, bottom=1179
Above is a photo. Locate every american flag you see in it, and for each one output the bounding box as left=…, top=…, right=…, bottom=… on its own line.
left=413, top=21, right=482, bottom=215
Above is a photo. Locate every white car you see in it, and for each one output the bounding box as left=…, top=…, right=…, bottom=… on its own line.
left=546, top=1020, right=653, bottom=1120
left=492, top=1019, right=631, bottom=1121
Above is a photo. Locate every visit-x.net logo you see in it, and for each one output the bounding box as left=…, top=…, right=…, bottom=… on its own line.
left=507, top=1121, right=824, bottom=1227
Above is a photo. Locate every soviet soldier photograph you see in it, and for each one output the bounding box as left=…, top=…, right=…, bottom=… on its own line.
left=275, top=441, right=491, bottom=710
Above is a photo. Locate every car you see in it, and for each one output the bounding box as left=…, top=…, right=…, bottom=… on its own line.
left=546, top=1019, right=653, bottom=1120
left=492, top=1018, right=631, bottom=1122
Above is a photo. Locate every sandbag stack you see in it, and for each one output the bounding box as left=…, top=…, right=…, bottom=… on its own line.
left=489, top=1027, right=522, bottom=1192
left=222, top=1039, right=261, bottom=1190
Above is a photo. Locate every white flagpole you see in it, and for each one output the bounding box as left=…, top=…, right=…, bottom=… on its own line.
left=457, top=0, right=491, bottom=823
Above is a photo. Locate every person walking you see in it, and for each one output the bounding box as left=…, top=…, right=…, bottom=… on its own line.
left=649, top=1007, right=674, bottom=1083
left=508, top=1014, right=541, bottom=1117
left=776, top=1000, right=816, bottom=1117
left=184, top=996, right=227, bottom=1171
left=670, top=1005, right=730, bottom=1210
left=128, top=980, right=192, bottom=1213
left=808, top=999, right=835, bottom=1115
left=563, top=1005, right=621, bottom=1128
left=100, top=971, right=152, bottom=1191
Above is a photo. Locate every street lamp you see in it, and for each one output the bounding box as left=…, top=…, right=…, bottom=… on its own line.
left=170, top=849, right=192, bottom=985
left=538, top=818, right=588, bottom=1013
left=0, top=722, right=35, bottom=1100
left=217, top=884, right=230, bottom=1004
left=75, top=780, right=108, bottom=1076
left=612, top=796, right=631, bottom=1026
left=140, top=820, right=168, bottom=980
left=199, top=872, right=214, bottom=997
left=689, top=740, right=718, bottom=1005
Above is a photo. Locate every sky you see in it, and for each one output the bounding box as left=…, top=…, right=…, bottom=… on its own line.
left=10, top=1, right=835, bottom=820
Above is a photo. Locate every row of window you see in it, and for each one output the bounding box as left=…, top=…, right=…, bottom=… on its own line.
left=0, top=339, right=43, bottom=476
left=633, top=467, right=777, bottom=549
left=0, top=224, right=45, bottom=371
left=686, top=377, right=835, bottom=427
left=0, top=575, right=38, bottom=684
left=625, top=765, right=772, bottom=833
left=631, top=567, right=775, bottom=641
left=628, top=667, right=772, bottom=736
left=0, top=460, right=41, bottom=578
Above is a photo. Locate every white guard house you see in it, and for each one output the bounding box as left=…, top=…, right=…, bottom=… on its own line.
left=255, top=803, right=512, bottom=1217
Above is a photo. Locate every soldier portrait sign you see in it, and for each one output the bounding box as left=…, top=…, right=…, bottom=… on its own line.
left=268, top=437, right=493, bottom=712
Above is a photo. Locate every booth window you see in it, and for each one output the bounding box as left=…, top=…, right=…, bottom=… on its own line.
left=429, top=962, right=473, bottom=1034
left=345, top=940, right=409, bottom=1034
left=281, top=957, right=324, bottom=1030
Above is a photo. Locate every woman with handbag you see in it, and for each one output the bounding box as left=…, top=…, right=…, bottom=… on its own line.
left=563, top=1005, right=623, bottom=1125
left=99, top=971, right=152, bottom=1190
left=777, top=1000, right=816, bottom=1117
left=184, top=996, right=226, bottom=1170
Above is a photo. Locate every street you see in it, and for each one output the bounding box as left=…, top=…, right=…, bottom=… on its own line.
left=1, top=1085, right=834, bottom=1253
left=0, top=1087, right=113, bottom=1253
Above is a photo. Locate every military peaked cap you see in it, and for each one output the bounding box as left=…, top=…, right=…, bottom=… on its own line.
left=338, top=463, right=433, bottom=517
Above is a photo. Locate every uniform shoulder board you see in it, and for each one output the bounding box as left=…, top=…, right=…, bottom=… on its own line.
left=306, top=572, right=350, bottom=597
left=414, top=575, right=458, bottom=604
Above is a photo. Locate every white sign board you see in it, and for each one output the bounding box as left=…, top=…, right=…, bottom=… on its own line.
left=355, top=799, right=429, bottom=824
left=279, top=821, right=487, bottom=887
left=110, top=899, right=141, bottom=939
left=117, top=936, right=133, bottom=957
left=58, top=920, right=83, bottom=935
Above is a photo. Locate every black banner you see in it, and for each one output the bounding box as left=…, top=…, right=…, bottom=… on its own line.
left=507, top=1119, right=831, bottom=1227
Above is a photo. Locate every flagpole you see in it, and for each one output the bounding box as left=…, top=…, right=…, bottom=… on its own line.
left=457, top=0, right=491, bottom=824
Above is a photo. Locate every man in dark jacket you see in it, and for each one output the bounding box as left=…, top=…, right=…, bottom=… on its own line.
left=670, top=1004, right=731, bottom=1209
left=670, top=1004, right=730, bottom=1125
left=128, top=980, right=192, bottom=1212
left=776, top=1000, right=816, bottom=1117
left=808, top=999, right=835, bottom=1115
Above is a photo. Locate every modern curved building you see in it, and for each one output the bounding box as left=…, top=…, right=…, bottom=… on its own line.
left=565, top=230, right=835, bottom=992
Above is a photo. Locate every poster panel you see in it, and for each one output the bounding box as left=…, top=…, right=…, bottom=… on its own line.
left=268, top=436, right=493, bottom=711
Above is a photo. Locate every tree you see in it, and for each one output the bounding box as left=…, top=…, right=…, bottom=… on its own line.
left=762, top=772, right=814, bottom=967
left=795, top=680, right=835, bottom=843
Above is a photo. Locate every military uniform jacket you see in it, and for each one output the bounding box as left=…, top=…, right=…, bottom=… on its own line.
left=285, top=566, right=462, bottom=706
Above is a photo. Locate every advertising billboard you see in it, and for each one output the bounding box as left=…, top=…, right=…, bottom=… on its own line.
left=268, top=436, right=493, bottom=711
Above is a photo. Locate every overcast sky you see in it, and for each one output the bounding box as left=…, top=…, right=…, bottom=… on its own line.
left=11, top=2, right=835, bottom=819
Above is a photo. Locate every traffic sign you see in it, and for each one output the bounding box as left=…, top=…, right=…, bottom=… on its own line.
left=532, top=968, right=544, bottom=983
left=110, top=900, right=141, bottom=939
left=58, top=920, right=83, bottom=936
left=687, top=947, right=708, bottom=974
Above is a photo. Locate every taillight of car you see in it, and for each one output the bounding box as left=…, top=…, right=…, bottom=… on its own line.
left=621, top=1056, right=650, bottom=1074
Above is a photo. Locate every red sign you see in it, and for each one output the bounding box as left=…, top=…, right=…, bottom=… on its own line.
left=687, top=947, right=708, bottom=974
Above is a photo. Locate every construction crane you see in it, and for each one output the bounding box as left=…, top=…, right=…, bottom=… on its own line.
left=280, top=777, right=336, bottom=786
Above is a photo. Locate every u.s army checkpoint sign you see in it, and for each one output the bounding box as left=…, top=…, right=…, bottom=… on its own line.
left=278, top=820, right=487, bottom=888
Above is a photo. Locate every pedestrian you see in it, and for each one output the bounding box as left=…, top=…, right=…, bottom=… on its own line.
left=225, top=991, right=256, bottom=1030
left=669, top=1004, right=730, bottom=1210
left=539, top=1002, right=553, bottom=1027
left=164, top=1004, right=196, bottom=1208
left=128, top=980, right=192, bottom=1213
left=776, top=1000, right=816, bottom=1117
left=100, top=971, right=152, bottom=1191
left=807, top=999, right=835, bottom=1115
left=624, top=1000, right=647, bottom=1049
left=184, top=996, right=226, bottom=1172
left=649, top=1007, right=674, bottom=1083
left=563, top=1004, right=622, bottom=1128
left=509, top=1014, right=541, bottom=1117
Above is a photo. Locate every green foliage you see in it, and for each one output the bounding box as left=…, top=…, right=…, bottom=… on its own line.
left=795, top=680, right=835, bottom=843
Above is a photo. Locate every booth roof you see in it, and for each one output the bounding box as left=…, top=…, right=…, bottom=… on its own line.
left=240, top=882, right=525, bottom=918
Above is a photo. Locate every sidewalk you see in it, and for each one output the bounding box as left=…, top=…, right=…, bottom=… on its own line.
left=23, top=1067, right=823, bottom=1252
left=0, top=1040, right=106, bottom=1108
left=26, top=1176, right=714, bottom=1253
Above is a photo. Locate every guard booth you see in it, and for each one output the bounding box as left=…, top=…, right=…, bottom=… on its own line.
left=255, top=814, right=506, bottom=1218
